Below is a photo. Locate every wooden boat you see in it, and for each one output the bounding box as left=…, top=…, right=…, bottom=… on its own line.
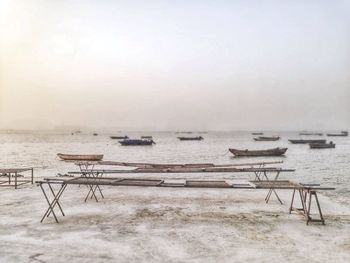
left=110, top=136, right=129, bottom=139
left=254, top=136, right=280, bottom=141
left=252, top=132, right=264, bottom=135
left=119, top=139, right=155, bottom=146
left=309, top=142, right=335, bottom=149
left=57, top=153, right=103, bottom=161
left=289, top=139, right=326, bottom=144
left=178, top=136, right=203, bottom=141
left=141, top=136, right=153, bottom=139
left=327, top=131, right=348, bottom=137
left=299, top=132, right=323, bottom=136
left=229, top=147, right=287, bottom=157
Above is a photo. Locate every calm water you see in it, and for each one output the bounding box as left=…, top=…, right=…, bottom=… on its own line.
left=0, top=131, right=349, bottom=204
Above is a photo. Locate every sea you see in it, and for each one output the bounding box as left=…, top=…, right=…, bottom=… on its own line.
left=0, top=131, right=349, bottom=204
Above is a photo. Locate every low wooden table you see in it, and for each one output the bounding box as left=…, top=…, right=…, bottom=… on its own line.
left=36, top=177, right=334, bottom=225
left=0, top=168, right=34, bottom=189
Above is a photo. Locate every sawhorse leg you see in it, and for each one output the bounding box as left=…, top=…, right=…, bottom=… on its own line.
left=39, top=183, right=67, bottom=223
left=79, top=164, right=104, bottom=200
left=84, top=183, right=100, bottom=202
left=264, top=171, right=283, bottom=204
left=306, top=190, right=325, bottom=225
left=289, top=188, right=307, bottom=214
left=289, top=188, right=325, bottom=225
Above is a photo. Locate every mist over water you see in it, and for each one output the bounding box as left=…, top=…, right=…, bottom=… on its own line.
left=1, top=0, right=349, bottom=131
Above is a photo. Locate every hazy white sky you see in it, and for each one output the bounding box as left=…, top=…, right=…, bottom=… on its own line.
left=0, top=0, right=349, bottom=131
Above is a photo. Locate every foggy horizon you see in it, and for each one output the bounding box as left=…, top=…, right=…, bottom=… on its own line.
left=1, top=0, right=349, bottom=131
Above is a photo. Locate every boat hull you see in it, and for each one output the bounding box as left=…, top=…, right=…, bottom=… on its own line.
left=119, top=139, right=155, bottom=146
left=254, top=136, right=280, bottom=141
left=110, top=136, right=129, bottom=139
left=289, top=139, right=326, bottom=144
left=178, top=137, right=203, bottom=141
left=299, top=133, right=323, bottom=136
left=57, top=153, right=103, bottom=161
left=309, top=143, right=335, bottom=149
left=327, top=131, right=348, bottom=137
left=229, top=147, right=287, bottom=157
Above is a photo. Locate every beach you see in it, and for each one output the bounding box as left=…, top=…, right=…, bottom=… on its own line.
left=0, top=132, right=349, bottom=262
left=1, top=184, right=349, bottom=262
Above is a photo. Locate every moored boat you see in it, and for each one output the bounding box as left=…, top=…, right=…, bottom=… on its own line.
left=253, top=136, right=280, bottom=141
left=299, top=132, right=323, bottom=136
left=178, top=136, right=203, bottom=141
left=141, top=136, right=153, bottom=139
left=119, top=139, right=155, bottom=146
left=252, top=132, right=264, bottom=135
left=110, top=136, right=129, bottom=139
left=289, top=139, right=326, bottom=144
left=309, top=142, right=335, bottom=149
left=327, top=131, right=348, bottom=137
left=57, top=153, right=104, bottom=161
left=229, top=147, right=287, bottom=157
left=93, top=133, right=98, bottom=136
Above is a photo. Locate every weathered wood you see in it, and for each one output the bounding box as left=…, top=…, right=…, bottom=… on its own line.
left=69, top=167, right=295, bottom=174
left=73, top=160, right=284, bottom=168
left=229, top=148, right=287, bottom=157
left=0, top=168, right=34, bottom=189
left=57, top=153, right=103, bottom=161
left=186, top=180, right=231, bottom=188
left=178, top=136, right=203, bottom=141
left=37, top=177, right=335, bottom=224
left=253, top=136, right=280, bottom=141
left=288, top=139, right=326, bottom=144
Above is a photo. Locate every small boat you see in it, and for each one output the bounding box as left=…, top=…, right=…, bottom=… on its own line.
left=229, top=147, right=287, bottom=157
left=110, top=136, right=129, bottom=139
left=327, top=131, right=348, bottom=137
left=141, top=136, right=153, bottom=139
left=309, top=142, right=335, bottom=149
left=119, top=139, right=156, bottom=146
left=289, top=139, right=326, bottom=144
left=252, top=132, right=264, bottom=135
left=57, top=153, right=104, bottom=161
left=299, top=132, right=323, bottom=136
left=178, top=136, right=203, bottom=141
left=253, top=136, right=280, bottom=141
left=93, top=133, right=98, bottom=136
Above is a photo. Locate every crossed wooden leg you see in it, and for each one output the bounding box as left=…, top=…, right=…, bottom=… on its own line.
left=289, top=188, right=325, bottom=225
left=39, top=182, right=67, bottom=223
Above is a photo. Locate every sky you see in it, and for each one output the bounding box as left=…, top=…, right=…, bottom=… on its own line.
left=0, top=0, right=349, bottom=131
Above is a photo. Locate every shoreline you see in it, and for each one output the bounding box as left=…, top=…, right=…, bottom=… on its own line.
left=1, top=182, right=349, bottom=262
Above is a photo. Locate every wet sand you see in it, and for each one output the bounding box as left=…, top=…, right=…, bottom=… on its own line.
left=0, top=182, right=349, bottom=262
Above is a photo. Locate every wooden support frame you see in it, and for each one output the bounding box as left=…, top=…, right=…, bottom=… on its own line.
left=70, top=163, right=292, bottom=205
left=263, top=170, right=283, bottom=204
left=37, top=177, right=333, bottom=224
left=77, top=163, right=104, bottom=202
left=289, top=188, right=325, bottom=225
left=0, top=168, right=34, bottom=189
left=39, top=182, right=67, bottom=223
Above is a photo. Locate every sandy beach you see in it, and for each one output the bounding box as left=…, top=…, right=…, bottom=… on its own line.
left=2, top=0, right=349, bottom=261
left=1, top=181, right=349, bottom=263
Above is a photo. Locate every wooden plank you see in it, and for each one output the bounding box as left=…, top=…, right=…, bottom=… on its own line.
left=114, top=179, right=164, bottom=186
left=160, top=182, right=186, bottom=187
left=186, top=180, right=231, bottom=188
left=0, top=168, right=33, bottom=173
left=73, top=160, right=284, bottom=168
